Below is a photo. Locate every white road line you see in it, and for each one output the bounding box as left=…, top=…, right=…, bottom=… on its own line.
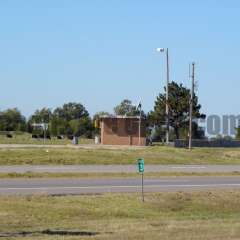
left=145, top=180, right=189, bottom=183
left=171, top=166, right=207, bottom=169
left=1, top=183, right=240, bottom=191
left=0, top=185, right=141, bottom=191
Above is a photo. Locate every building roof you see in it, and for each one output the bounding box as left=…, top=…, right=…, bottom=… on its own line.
left=99, top=115, right=141, bottom=119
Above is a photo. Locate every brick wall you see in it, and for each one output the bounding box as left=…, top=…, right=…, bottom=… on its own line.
left=100, top=118, right=146, bottom=146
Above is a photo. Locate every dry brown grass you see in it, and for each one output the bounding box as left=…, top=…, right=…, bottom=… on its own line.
left=1, top=191, right=240, bottom=239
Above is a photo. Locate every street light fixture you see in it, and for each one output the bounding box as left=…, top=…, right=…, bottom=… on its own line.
left=156, top=48, right=164, bottom=53
left=156, top=47, right=170, bottom=144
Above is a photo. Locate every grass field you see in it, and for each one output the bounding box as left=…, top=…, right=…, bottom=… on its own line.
left=0, top=133, right=94, bottom=145
left=1, top=191, right=240, bottom=239
left=1, top=146, right=240, bottom=165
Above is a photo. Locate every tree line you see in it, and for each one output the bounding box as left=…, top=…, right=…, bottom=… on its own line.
left=0, top=103, right=93, bottom=138
left=0, top=81, right=212, bottom=140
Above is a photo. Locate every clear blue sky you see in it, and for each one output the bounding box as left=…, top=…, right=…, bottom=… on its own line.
left=0, top=0, right=239, bottom=118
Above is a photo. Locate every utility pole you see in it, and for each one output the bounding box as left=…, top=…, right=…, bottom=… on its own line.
left=138, top=102, right=142, bottom=146
left=141, top=170, right=144, bottom=202
left=43, top=123, right=47, bottom=144
left=189, top=62, right=195, bottom=150
left=166, top=48, right=170, bottom=145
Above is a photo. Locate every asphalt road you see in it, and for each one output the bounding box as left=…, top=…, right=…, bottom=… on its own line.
left=1, top=176, right=240, bottom=195
left=1, top=165, right=240, bottom=173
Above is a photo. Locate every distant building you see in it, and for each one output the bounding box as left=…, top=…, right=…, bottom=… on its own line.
left=99, top=116, right=146, bottom=146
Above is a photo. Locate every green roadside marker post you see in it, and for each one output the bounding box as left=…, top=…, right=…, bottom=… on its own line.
left=137, top=158, right=145, bottom=202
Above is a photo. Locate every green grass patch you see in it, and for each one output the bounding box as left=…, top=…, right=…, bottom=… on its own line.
left=0, top=133, right=94, bottom=145
left=1, top=191, right=240, bottom=239
left=2, top=146, right=240, bottom=165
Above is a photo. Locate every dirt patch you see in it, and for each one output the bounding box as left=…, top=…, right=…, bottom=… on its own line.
left=0, top=229, right=99, bottom=238
left=223, top=151, right=240, bottom=158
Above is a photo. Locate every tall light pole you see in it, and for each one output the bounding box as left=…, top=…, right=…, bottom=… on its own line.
left=157, top=48, right=170, bottom=144
left=189, top=62, right=195, bottom=150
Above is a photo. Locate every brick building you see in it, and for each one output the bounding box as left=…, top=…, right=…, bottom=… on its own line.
left=99, top=116, right=146, bottom=146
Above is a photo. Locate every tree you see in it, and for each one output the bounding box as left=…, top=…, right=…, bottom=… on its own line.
left=27, top=108, right=52, bottom=134
left=236, top=127, right=240, bottom=140
left=69, top=116, right=93, bottom=138
left=178, top=121, right=205, bottom=139
left=93, top=111, right=111, bottom=120
left=149, top=81, right=205, bottom=140
left=0, top=108, right=26, bottom=132
left=49, top=116, right=68, bottom=136
left=114, top=99, right=142, bottom=116
left=51, top=102, right=92, bottom=137
left=29, top=108, right=52, bottom=124
left=53, top=102, right=89, bottom=121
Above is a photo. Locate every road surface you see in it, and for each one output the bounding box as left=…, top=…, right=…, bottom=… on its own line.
left=1, top=165, right=240, bottom=173
left=1, top=176, right=240, bottom=195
